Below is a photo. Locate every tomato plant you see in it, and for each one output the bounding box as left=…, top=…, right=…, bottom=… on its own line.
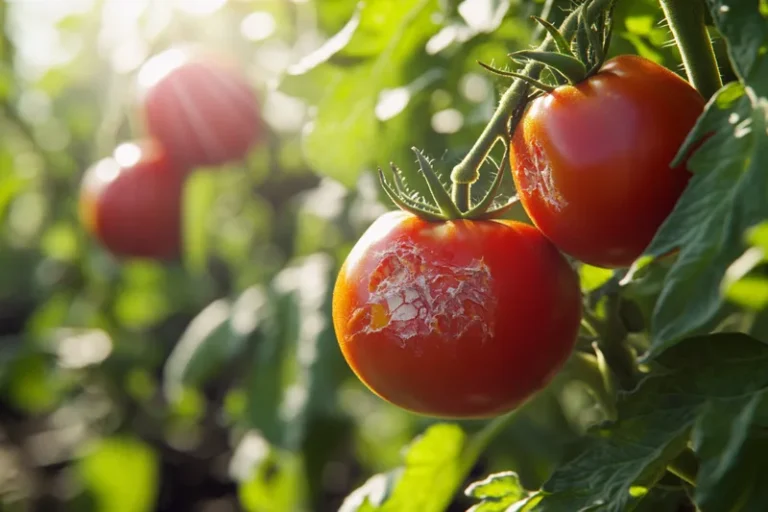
left=509, top=55, right=705, bottom=269
left=137, top=48, right=264, bottom=169
left=332, top=210, right=581, bottom=419
left=4, top=0, right=768, bottom=511
left=79, top=140, right=183, bottom=260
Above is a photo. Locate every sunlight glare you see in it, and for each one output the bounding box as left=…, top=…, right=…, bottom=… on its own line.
left=114, top=143, right=143, bottom=168
left=240, top=12, right=277, bottom=42
left=174, top=0, right=228, bottom=16
left=137, top=48, right=187, bottom=89
left=90, top=159, right=121, bottom=187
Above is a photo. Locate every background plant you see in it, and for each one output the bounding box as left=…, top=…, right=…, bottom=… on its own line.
left=0, top=0, right=765, bottom=511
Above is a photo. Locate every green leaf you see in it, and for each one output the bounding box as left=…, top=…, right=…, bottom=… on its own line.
left=78, top=437, right=159, bottom=512
left=342, top=424, right=469, bottom=512
left=245, top=254, right=343, bottom=452
left=237, top=438, right=307, bottom=512
left=721, top=221, right=768, bottom=310
left=705, top=0, right=768, bottom=94
left=465, top=471, right=528, bottom=512
left=642, top=82, right=768, bottom=358
left=691, top=393, right=768, bottom=511
left=277, top=254, right=343, bottom=448
left=182, top=169, right=218, bottom=275
left=580, top=264, right=615, bottom=293
left=164, top=287, right=268, bottom=401
left=244, top=287, right=293, bottom=446
left=283, top=0, right=441, bottom=187
left=163, top=298, right=231, bottom=399
left=519, top=333, right=768, bottom=512
left=339, top=471, right=401, bottom=512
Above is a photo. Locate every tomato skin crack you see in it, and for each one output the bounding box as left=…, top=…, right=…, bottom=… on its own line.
left=519, top=139, right=567, bottom=212
left=349, top=242, right=497, bottom=351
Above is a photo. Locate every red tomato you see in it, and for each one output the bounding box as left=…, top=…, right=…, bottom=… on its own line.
left=332, top=211, right=582, bottom=419
left=510, top=55, right=705, bottom=268
left=79, top=140, right=183, bottom=260
left=138, top=48, right=263, bottom=169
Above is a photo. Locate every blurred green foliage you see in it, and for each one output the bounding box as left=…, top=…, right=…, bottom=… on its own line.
left=0, top=0, right=762, bottom=511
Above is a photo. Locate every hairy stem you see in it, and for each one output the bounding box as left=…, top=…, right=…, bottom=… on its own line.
left=659, top=0, right=722, bottom=98
left=449, top=0, right=612, bottom=190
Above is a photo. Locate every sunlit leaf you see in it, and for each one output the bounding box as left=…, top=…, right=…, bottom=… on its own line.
left=78, top=437, right=159, bottom=512
left=236, top=435, right=307, bottom=512
left=281, top=0, right=442, bottom=186
left=341, top=423, right=468, bottom=512
left=465, top=471, right=528, bottom=512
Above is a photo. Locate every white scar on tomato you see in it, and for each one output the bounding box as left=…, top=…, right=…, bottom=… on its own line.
left=348, top=242, right=497, bottom=352
left=520, top=139, right=567, bottom=211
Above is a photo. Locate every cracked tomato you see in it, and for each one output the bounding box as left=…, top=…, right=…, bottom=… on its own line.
left=79, top=139, right=183, bottom=260
left=332, top=210, right=582, bottom=419
left=510, top=55, right=705, bottom=268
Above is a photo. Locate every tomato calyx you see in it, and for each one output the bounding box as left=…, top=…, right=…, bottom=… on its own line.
left=481, top=0, right=616, bottom=93
left=379, top=142, right=521, bottom=222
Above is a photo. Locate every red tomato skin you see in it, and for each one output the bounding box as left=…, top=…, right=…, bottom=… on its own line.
left=332, top=211, right=582, bottom=419
left=79, top=140, right=183, bottom=260
left=510, top=55, right=705, bottom=268
left=139, top=49, right=263, bottom=169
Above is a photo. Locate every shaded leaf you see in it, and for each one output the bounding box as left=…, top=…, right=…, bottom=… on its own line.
left=516, top=333, right=768, bottom=512
left=692, top=393, right=768, bottom=511
left=282, top=0, right=442, bottom=186
left=642, top=82, right=768, bottom=357
left=705, top=0, right=768, bottom=93
left=164, top=287, right=269, bottom=401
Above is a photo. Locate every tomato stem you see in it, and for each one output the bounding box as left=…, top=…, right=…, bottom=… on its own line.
left=461, top=407, right=524, bottom=475
left=449, top=0, right=613, bottom=188
left=659, top=0, right=722, bottom=99
left=587, top=295, right=637, bottom=391
left=452, top=182, right=471, bottom=213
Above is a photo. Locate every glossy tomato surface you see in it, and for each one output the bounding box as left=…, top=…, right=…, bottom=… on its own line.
left=80, top=140, right=183, bottom=260
left=332, top=211, right=582, bottom=419
left=138, top=48, right=263, bottom=169
left=510, top=55, right=705, bottom=268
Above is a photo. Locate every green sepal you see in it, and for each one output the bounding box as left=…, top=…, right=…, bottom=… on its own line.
left=598, top=6, right=615, bottom=71
left=378, top=168, right=445, bottom=222
left=508, top=50, right=588, bottom=84
left=473, top=196, right=520, bottom=220
left=531, top=16, right=575, bottom=57
left=477, top=61, right=555, bottom=92
left=576, top=10, right=591, bottom=65
left=412, top=148, right=463, bottom=220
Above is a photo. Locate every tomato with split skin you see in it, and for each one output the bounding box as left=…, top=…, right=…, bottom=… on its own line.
left=510, top=54, right=705, bottom=269
left=332, top=210, right=582, bottom=419
left=79, top=139, right=183, bottom=260
left=137, top=47, right=264, bottom=169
